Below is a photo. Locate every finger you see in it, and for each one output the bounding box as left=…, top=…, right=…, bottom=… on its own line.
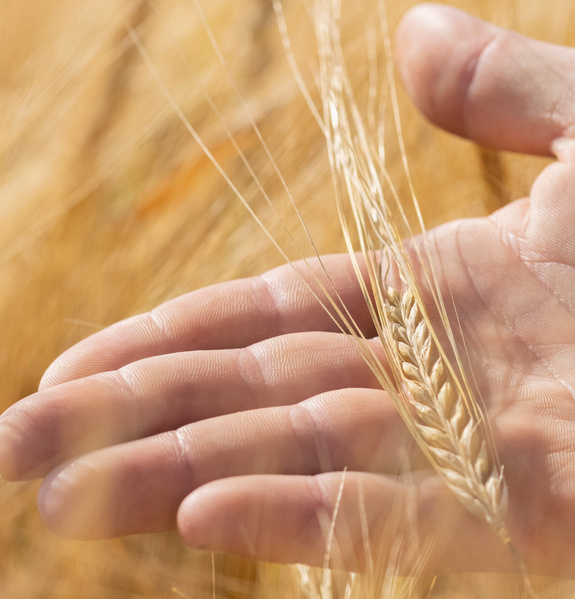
left=178, top=472, right=514, bottom=575
left=40, top=255, right=376, bottom=389
left=396, top=4, right=575, bottom=156
left=36, top=389, right=416, bottom=539
left=0, top=332, right=380, bottom=481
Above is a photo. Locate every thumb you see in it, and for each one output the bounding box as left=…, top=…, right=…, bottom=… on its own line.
left=395, top=3, right=575, bottom=160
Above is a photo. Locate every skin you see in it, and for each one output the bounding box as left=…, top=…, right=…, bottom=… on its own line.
left=2, top=3, right=575, bottom=579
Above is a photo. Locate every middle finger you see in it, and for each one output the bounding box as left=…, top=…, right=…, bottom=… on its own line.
left=37, top=387, right=419, bottom=539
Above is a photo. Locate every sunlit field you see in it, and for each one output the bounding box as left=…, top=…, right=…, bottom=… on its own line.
left=1, top=0, right=573, bottom=596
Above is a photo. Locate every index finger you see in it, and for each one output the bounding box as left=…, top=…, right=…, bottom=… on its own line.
left=40, top=254, right=375, bottom=389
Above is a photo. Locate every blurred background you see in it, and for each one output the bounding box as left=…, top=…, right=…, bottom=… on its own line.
left=0, top=0, right=571, bottom=596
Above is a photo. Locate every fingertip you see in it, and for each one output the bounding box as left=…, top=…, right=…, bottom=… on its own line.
left=37, top=455, right=129, bottom=540
left=395, top=3, right=498, bottom=136
left=39, top=358, right=68, bottom=390
left=38, top=312, right=162, bottom=390
left=177, top=478, right=283, bottom=553
left=0, top=411, right=23, bottom=482
left=0, top=380, right=123, bottom=482
left=177, top=476, right=326, bottom=563
left=0, top=401, right=43, bottom=481
left=39, top=341, right=111, bottom=390
left=177, top=484, right=224, bottom=550
left=37, top=462, right=95, bottom=539
left=39, top=341, right=97, bottom=390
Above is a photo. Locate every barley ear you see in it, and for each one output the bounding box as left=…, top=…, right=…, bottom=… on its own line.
left=384, top=286, right=510, bottom=540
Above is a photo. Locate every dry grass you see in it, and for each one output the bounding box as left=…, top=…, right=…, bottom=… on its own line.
left=1, top=0, right=574, bottom=597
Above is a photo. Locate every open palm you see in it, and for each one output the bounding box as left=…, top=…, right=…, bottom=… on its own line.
left=2, top=4, right=575, bottom=578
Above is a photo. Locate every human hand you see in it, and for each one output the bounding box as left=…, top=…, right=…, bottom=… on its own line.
left=2, top=3, right=575, bottom=578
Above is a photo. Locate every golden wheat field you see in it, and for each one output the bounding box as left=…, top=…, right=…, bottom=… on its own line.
left=2, top=0, right=575, bottom=597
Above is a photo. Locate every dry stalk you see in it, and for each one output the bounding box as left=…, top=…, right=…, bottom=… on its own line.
left=308, top=0, right=538, bottom=587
